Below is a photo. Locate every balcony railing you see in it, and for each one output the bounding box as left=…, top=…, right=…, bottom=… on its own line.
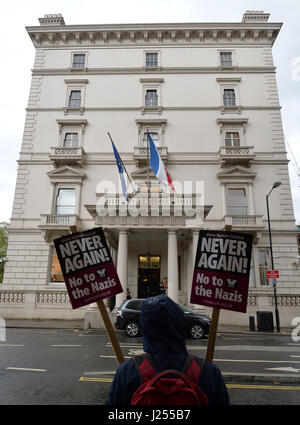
left=218, top=145, right=255, bottom=168
left=39, top=214, right=79, bottom=229
left=133, top=146, right=168, bottom=166
left=49, top=146, right=85, bottom=168
left=224, top=214, right=264, bottom=229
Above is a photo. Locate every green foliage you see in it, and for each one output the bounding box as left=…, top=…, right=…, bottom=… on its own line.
left=0, top=225, right=8, bottom=283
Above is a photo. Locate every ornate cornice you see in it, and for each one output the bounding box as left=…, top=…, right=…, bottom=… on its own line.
left=26, top=21, right=282, bottom=48
left=31, top=66, right=277, bottom=76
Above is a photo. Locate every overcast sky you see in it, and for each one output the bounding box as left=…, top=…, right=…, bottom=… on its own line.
left=0, top=0, right=299, bottom=223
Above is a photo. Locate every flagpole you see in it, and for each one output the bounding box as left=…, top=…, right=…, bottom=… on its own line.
left=107, top=132, right=136, bottom=196
left=146, top=126, right=150, bottom=198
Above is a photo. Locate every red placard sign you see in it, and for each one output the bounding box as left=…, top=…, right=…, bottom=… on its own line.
left=54, top=227, right=123, bottom=309
left=266, top=270, right=279, bottom=279
left=190, top=230, right=253, bottom=313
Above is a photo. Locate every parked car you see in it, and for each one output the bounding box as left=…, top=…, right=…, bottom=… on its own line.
left=115, top=298, right=210, bottom=339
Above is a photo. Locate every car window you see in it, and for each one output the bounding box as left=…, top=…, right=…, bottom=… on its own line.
left=177, top=303, right=193, bottom=315
left=126, top=300, right=144, bottom=311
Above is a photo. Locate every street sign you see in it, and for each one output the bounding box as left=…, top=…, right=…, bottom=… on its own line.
left=190, top=230, right=253, bottom=314
left=54, top=227, right=123, bottom=309
left=266, top=270, right=279, bottom=279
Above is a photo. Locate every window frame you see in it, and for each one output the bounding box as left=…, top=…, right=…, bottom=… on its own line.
left=49, top=246, right=65, bottom=285
left=144, top=50, right=160, bottom=68
left=223, top=88, right=236, bottom=107
left=258, top=249, right=271, bottom=286
left=55, top=188, right=77, bottom=215
left=71, top=51, right=88, bottom=69
left=226, top=187, right=248, bottom=216
left=218, top=49, right=236, bottom=68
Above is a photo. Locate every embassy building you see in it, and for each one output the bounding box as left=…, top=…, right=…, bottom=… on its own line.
left=1, top=11, right=300, bottom=327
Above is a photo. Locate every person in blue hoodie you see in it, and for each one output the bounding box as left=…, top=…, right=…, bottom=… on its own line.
left=106, top=294, right=229, bottom=405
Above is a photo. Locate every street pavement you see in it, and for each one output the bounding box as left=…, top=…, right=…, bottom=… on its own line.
left=0, top=319, right=299, bottom=405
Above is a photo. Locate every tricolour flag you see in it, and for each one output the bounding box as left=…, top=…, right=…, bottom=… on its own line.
left=148, top=132, right=175, bottom=192
left=110, top=139, right=128, bottom=202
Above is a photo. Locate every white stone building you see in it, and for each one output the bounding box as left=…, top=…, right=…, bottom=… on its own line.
left=1, top=11, right=300, bottom=327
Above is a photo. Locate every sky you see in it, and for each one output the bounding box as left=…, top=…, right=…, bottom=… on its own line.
left=0, top=0, right=299, bottom=224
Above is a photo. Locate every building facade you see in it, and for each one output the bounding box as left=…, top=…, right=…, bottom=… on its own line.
left=1, top=11, right=300, bottom=326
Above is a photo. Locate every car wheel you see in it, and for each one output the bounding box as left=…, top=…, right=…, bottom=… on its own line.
left=125, top=322, right=140, bottom=337
left=190, top=323, right=204, bottom=339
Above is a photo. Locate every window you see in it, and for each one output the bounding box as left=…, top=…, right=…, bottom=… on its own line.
left=142, top=132, right=160, bottom=147
left=145, top=89, right=158, bottom=107
left=226, top=188, right=247, bottom=215
left=68, top=90, right=81, bottom=108
left=258, top=250, right=271, bottom=286
left=50, top=248, right=64, bottom=283
left=63, top=133, right=79, bottom=148
left=56, top=188, right=76, bottom=215
left=220, top=52, right=233, bottom=67
left=225, top=132, right=240, bottom=147
left=146, top=52, right=158, bottom=67
left=72, top=54, right=86, bottom=68
left=223, top=89, right=236, bottom=106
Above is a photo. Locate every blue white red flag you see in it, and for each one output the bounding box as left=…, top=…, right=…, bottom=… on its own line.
left=148, top=132, right=175, bottom=192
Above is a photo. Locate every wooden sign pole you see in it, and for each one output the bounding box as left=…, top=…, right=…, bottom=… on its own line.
left=205, top=307, right=220, bottom=362
left=70, top=226, right=125, bottom=365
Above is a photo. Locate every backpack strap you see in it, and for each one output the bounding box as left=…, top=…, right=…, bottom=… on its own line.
left=182, top=355, right=205, bottom=384
left=133, top=353, right=157, bottom=383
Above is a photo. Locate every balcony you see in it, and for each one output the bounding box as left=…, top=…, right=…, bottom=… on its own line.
left=224, top=214, right=264, bottom=231
left=133, top=146, right=168, bottom=167
left=49, top=146, right=85, bottom=168
left=39, top=214, right=79, bottom=229
left=218, top=146, right=255, bottom=168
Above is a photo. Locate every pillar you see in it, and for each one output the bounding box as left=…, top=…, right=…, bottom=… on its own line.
left=167, top=230, right=178, bottom=302
left=116, top=229, right=128, bottom=308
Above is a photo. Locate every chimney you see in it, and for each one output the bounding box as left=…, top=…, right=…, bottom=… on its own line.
left=38, top=14, right=65, bottom=26
left=242, top=11, right=270, bottom=23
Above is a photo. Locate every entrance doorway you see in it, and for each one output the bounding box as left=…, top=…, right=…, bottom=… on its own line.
left=138, top=255, right=161, bottom=298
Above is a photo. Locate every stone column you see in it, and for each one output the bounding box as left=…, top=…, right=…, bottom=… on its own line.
left=167, top=230, right=178, bottom=302
left=116, top=229, right=128, bottom=308
left=188, top=229, right=200, bottom=307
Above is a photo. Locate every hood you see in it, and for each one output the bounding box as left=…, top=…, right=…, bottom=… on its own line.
left=140, top=294, right=187, bottom=356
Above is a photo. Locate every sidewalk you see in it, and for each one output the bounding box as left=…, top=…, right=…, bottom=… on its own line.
left=4, top=318, right=292, bottom=335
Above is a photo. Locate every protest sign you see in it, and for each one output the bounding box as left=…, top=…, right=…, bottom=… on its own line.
left=54, top=227, right=123, bottom=309
left=190, top=230, right=253, bottom=313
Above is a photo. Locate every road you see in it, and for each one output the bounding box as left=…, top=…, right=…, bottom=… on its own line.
left=0, top=326, right=299, bottom=405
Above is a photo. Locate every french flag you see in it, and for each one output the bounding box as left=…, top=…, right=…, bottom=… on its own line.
left=148, top=133, right=175, bottom=192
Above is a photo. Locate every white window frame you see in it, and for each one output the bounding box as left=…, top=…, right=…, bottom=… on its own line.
left=70, top=51, right=88, bottom=69
left=48, top=246, right=65, bottom=286
left=217, top=78, right=241, bottom=113
left=64, top=79, right=88, bottom=114
left=226, top=186, right=248, bottom=216
left=144, top=50, right=161, bottom=68
left=56, top=119, right=87, bottom=148
left=55, top=187, right=77, bottom=215
left=218, top=50, right=236, bottom=67
left=51, top=184, right=80, bottom=216
left=258, top=249, right=271, bottom=286
left=140, top=78, right=164, bottom=114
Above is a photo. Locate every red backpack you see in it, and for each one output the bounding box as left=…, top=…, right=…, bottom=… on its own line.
left=131, top=353, right=209, bottom=405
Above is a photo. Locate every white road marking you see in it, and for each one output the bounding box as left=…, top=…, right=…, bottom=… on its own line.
left=83, top=371, right=116, bottom=375
left=265, top=367, right=300, bottom=373
left=290, top=355, right=300, bottom=358
left=0, top=344, right=24, bottom=347
left=99, top=355, right=131, bottom=359
left=215, top=359, right=300, bottom=363
left=6, top=367, right=47, bottom=372
left=51, top=344, right=82, bottom=347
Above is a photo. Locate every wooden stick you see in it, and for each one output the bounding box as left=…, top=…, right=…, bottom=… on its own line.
left=96, top=300, right=125, bottom=365
left=205, top=307, right=220, bottom=362
left=70, top=226, right=125, bottom=365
